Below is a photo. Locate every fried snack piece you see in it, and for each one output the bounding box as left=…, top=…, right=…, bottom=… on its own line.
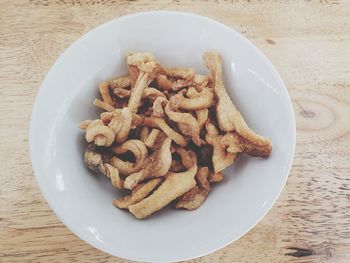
left=205, top=122, right=236, bottom=173
left=176, top=167, right=210, bottom=210
left=84, top=145, right=124, bottom=188
left=186, top=87, right=209, bottom=129
left=128, top=152, right=198, bottom=219
left=165, top=94, right=201, bottom=146
left=144, top=129, right=161, bottom=148
left=108, top=108, right=132, bottom=143
left=203, top=50, right=272, bottom=156
left=110, top=140, right=148, bottom=175
left=98, top=82, right=114, bottom=106
left=113, top=178, right=163, bottom=209
left=163, top=67, right=195, bottom=81
left=193, top=74, right=209, bottom=91
left=127, top=52, right=161, bottom=113
left=100, top=111, right=143, bottom=129
left=124, top=134, right=172, bottom=189
left=175, top=147, right=195, bottom=169
left=175, top=88, right=213, bottom=111
left=208, top=170, right=224, bottom=183
left=221, top=132, right=271, bottom=157
left=81, top=119, right=115, bottom=147
left=93, top=99, right=115, bottom=112
left=113, top=87, right=165, bottom=101
left=152, top=97, right=168, bottom=118
left=143, top=117, right=187, bottom=146
left=108, top=75, right=131, bottom=90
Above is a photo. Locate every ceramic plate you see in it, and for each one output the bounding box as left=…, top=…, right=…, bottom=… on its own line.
left=29, top=11, right=295, bottom=263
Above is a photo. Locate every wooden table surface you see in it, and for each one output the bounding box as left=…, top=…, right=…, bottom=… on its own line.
left=1, top=0, right=350, bottom=262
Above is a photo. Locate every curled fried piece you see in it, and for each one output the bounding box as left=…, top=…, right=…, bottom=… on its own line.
left=83, top=119, right=115, bottom=147
left=128, top=152, right=198, bottom=219
left=124, top=134, right=172, bottom=189
left=143, top=117, right=187, bottom=146
left=84, top=145, right=123, bottom=188
left=127, top=52, right=161, bottom=113
left=205, top=122, right=236, bottom=173
left=165, top=94, right=201, bottom=146
left=144, top=129, right=160, bottom=148
left=99, top=82, right=114, bottom=106
left=176, top=88, right=213, bottom=111
left=152, top=97, right=168, bottom=118
left=110, top=139, right=148, bottom=175
left=176, top=167, right=210, bottom=210
left=113, top=178, right=163, bottom=209
left=203, top=50, right=272, bottom=156
left=108, top=108, right=132, bottom=143
left=186, top=87, right=209, bottom=129
left=100, top=111, right=143, bottom=129
left=100, top=163, right=124, bottom=189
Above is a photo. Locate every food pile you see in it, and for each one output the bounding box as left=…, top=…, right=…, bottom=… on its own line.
left=79, top=50, right=272, bottom=219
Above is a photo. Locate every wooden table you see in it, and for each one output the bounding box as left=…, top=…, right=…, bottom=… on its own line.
left=1, top=1, right=349, bottom=262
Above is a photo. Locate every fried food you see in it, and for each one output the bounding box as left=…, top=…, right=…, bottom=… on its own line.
left=79, top=50, right=272, bottom=219
left=124, top=133, right=172, bottom=189
left=175, top=167, right=210, bottom=210
left=128, top=153, right=198, bottom=219
left=203, top=50, right=272, bottom=156
left=205, top=122, right=236, bottom=173
left=110, top=139, right=148, bottom=175
left=113, top=178, right=163, bottom=209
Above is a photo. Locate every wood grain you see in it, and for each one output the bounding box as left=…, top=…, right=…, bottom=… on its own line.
left=1, top=0, right=349, bottom=262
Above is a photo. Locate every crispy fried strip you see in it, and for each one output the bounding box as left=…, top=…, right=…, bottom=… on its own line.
left=108, top=108, right=132, bottom=143
left=165, top=95, right=201, bottom=146
left=175, top=167, right=210, bottom=210
left=203, top=50, right=271, bottom=156
left=163, top=67, right=195, bottom=81
left=124, top=135, right=172, bottom=189
left=152, top=97, right=168, bottom=118
left=108, top=75, right=131, bottom=90
left=84, top=146, right=123, bottom=188
left=100, top=163, right=124, bottom=189
left=143, top=117, right=187, bottom=146
left=127, top=52, right=161, bottom=113
left=176, top=88, right=213, bottom=110
left=98, top=82, right=114, bottom=106
left=144, top=129, right=161, bottom=148
left=113, top=178, right=163, bottom=209
left=113, top=87, right=131, bottom=98
left=128, top=157, right=198, bottom=219
left=93, top=99, right=116, bottom=112
left=205, top=122, right=236, bottom=173
left=176, top=148, right=195, bottom=169
left=110, top=140, right=148, bottom=175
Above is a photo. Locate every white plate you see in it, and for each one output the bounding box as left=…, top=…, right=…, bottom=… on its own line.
left=29, top=11, right=295, bottom=263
